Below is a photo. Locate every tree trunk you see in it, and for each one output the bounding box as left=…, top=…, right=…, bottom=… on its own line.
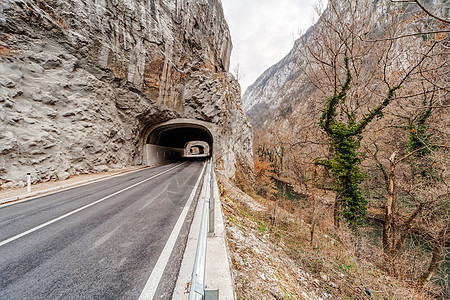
left=310, top=213, right=316, bottom=247
left=272, top=199, right=278, bottom=226
left=334, top=196, right=340, bottom=229
left=310, top=192, right=317, bottom=246
left=392, top=203, right=424, bottom=257
left=418, top=233, right=444, bottom=287
left=383, top=152, right=396, bottom=255
left=310, top=166, right=318, bottom=246
left=334, top=178, right=349, bottom=229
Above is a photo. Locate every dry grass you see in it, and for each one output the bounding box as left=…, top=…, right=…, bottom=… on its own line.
left=219, top=173, right=443, bottom=299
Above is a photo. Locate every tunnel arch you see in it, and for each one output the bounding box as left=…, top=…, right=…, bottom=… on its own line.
left=141, top=119, right=216, bottom=165
left=146, top=124, right=213, bottom=148
left=185, top=140, right=210, bottom=157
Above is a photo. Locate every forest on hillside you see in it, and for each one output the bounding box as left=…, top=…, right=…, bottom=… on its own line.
left=237, top=0, right=449, bottom=298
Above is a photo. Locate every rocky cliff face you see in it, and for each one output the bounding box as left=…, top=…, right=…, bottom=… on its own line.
left=242, top=35, right=312, bottom=128
left=0, top=0, right=252, bottom=187
left=242, top=31, right=306, bottom=128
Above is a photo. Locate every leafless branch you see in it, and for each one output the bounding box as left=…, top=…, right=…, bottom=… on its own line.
left=363, top=30, right=450, bottom=42
left=405, top=104, right=450, bottom=108
left=391, top=0, right=450, bottom=24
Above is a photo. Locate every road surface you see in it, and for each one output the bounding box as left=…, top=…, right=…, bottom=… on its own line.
left=0, top=160, right=205, bottom=299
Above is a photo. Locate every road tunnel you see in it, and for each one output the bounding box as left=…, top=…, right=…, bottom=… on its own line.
left=142, top=119, right=214, bottom=166
left=185, top=141, right=210, bottom=157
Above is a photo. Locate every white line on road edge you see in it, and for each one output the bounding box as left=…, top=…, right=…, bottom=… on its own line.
left=1, top=163, right=172, bottom=207
left=0, top=166, right=147, bottom=207
left=138, top=161, right=207, bottom=300
left=0, top=162, right=188, bottom=248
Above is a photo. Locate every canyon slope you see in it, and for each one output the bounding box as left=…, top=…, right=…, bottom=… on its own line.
left=243, top=0, right=448, bottom=129
left=0, top=0, right=252, bottom=187
left=240, top=1, right=448, bottom=298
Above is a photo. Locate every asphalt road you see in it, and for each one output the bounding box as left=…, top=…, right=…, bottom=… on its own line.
left=0, top=160, right=206, bottom=299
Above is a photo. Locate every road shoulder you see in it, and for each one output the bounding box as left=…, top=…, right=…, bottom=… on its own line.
left=173, top=168, right=236, bottom=299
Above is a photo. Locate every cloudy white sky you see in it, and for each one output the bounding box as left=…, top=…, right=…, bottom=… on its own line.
left=221, top=0, right=324, bottom=94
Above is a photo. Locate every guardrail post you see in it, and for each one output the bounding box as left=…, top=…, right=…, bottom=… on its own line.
left=208, top=158, right=215, bottom=236
left=205, top=288, right=219, bottom=300
left=27, top=173, right=31, bottom=193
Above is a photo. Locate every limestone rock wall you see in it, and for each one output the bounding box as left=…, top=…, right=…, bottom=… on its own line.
left=0, top=0, right=252, bottom=186
left=183, top=70, right=253, bottom=171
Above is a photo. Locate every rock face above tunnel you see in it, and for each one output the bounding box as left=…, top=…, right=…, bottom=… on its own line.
left=0, top=0, right=252, bottom=186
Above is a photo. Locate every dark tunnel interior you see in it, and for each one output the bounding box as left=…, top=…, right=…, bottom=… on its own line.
left=190, top=145, right=206, bottom=154
left=146, top=125, right=213, bottom=149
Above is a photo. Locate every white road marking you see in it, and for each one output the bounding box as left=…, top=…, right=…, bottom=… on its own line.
left=139, top=181, right=169, bottom=211
left=92, top=224, right=122, bottom=249
left=0, top=165, right=156, bottom=208
left=0, top=162, right=188, bottom=248
left=138, top=161, right=206, bottom=300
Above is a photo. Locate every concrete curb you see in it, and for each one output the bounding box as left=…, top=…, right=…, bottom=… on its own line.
left=0, top=162, right=169, bottom=206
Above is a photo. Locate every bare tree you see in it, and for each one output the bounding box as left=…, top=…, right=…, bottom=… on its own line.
left=232, top=62, right=245, bottom=82
left=294, top=0, right=443, bottom=228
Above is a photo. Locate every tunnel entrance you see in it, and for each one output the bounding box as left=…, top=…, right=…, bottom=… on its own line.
left=185, top=140, right=210, bottom=157
left=146, top=126, right=213, bottom=148
left=142, top=120, right=214, bottom=166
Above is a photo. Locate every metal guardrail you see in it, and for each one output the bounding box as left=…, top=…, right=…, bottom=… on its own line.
left=188, top=158, right=218, bottom=300
left=208, top=158, right=215, bottom=236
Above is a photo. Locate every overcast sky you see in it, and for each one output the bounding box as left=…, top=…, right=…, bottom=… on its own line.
left=221, top=0, right=324, bottom=94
